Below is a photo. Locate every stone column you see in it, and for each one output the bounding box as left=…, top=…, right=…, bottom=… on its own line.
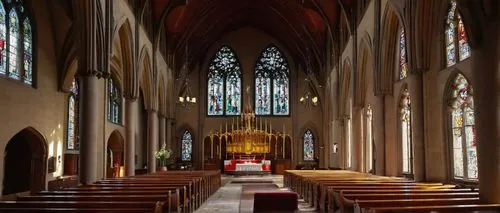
left=412, top=74, right=425, bottom=182
left=73, top=0, right=107, bottom=185
left=373, top=96, right=385, bottom=175
left=125, top=98, right=137, bottom=176
left=147, top=111, right=159, bottom=173
left=159, top=115, right=166, bottom=147
left=473, top=17, right=500, bottom=203
left=78, top=75, right=99, bottom=184
left=166, top=118, right=173, bottom=149
left=352, top=108, right=364, bottom=172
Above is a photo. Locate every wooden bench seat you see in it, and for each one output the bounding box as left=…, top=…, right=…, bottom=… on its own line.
left=354, top=198, right=481, bottom=213
left=0, top=200, right=160, bottom=211
left=365, top=204, right=500, bottom=213
left=17, top=193, right=180, bottom=212
left=318, top=183, right=450, bottom=211
left=0, top=207, right=155, bottom=213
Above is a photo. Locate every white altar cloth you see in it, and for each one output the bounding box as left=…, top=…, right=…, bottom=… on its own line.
left=235, top=163, right=262, bottom=171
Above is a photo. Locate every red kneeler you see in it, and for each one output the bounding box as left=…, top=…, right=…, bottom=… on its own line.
left=253, top=191, right=298, bottom=213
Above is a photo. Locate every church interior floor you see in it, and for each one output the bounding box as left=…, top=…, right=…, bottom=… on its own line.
left=194, top=174, right=317, bottom=213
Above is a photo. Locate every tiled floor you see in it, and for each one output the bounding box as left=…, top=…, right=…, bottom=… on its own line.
left=194, top=175, right=317, bottom=213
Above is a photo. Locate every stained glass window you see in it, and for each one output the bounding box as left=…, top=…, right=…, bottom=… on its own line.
left=400, top=89, right=412, bottom=174
left=449, top=74, right=476, bottom=180
left=22, top=18, right=31, bottom=84
left=67, top=78, right=79, bottom=150
left=254, top=45, right=290, bottom=115
left=207, top=46, right=242, bottom=116
left=399, top=28, right=408, bottom=80
left=8, top=9, right=18, bottom=79
left=0, top=1, right=33, bottom=85
left=303, top=130, right=314, bottom=161
left=0, top=3, right=6, bottom=75
left=445, top=0, right=471, bottom=67
left=181, top=130, right=192, bottom=161
left=108, top=78, right=122, bottom=124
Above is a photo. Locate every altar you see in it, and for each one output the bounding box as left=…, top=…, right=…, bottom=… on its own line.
left=223, top=158, right=271, bottom=175
left=203, top=87, right=292, bottom=175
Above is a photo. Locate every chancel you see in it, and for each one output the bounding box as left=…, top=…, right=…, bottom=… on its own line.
left=0, top=0, right=499, bottom=212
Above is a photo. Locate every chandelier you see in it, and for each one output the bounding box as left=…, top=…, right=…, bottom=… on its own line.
left=299, top=77, right=319, bottom=107
left=299, top=49, right=319, bottom=108
left=177, top=44, right=196, bottom=109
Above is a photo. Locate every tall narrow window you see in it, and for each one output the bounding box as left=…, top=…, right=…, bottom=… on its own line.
left=207, top=45, right=242, bottom=116
left=181, top=130, right=192, bottom=161
left=445, top=0, right=471, bottom=67
left=400, top=89, right=412, bottom=174
left=0, top=1, right=33, bottom=85
left=254, top=45, right=290, bottom=115
left=449, top=74, right=476, bottom=180
left=303, top=129, right=314, bottom=161
left=67, top=78, right=79, bottom=150
left=399, top=28, right=408, bottom=80
left=108, top=78, right=122, bottom=124
left=255, top=69, right=271, bottom=115
left=346, top=117, right=352, bottom=168
left=0, top=3, right=6, bottom=75
left=365, top=105, right=373, bottom=172
left=22, top=18, right=31, bottom=84
left=8, top=9, right=18, bottom=79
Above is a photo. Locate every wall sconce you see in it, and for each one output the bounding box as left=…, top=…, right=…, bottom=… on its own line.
left=333, top=143, right=338, bottom=153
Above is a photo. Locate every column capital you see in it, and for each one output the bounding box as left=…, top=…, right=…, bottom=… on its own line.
left=77, top=69, right=110, bottom=79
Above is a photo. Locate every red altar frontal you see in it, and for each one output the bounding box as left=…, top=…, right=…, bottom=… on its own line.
left=223, top=156, right=271, bottom=175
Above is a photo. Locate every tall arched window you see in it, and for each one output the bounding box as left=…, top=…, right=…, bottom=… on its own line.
left=254, top=45, right=290, bottom=115
left=0, top=1, right=32, bottom=85
left=448, top=74, right=476, bottom=180
left=181, top=130, right=192, bottom=161
left=207, top=45, right=242, bottom=116
left=365, top=105, right=373, bottom=172
left=400, top=88, right=412, bottom=174
left=445, top=0, right=471, bottom=67
left=345, top=117, right=352, bottom=168
left=108, top=77, right=122, bottom=124
left=399, top=28, right=408, bottom=80
left=303, top=129, right=314, bottom=161
left=67, top=78, right=79, bottom=150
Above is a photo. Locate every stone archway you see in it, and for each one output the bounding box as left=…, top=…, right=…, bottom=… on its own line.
left=106, top=130, right=124, bottom=178
left=3, top=127, right=47, bottom=195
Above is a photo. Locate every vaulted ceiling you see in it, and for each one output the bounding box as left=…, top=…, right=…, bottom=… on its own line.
left=153, top=0, right=353, bottom=77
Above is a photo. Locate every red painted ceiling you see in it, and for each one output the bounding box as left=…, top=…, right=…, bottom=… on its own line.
left=153, top=0, right=350, bottom=73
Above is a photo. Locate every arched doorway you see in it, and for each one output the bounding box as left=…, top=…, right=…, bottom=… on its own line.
left=3, top=127, right=47, bottom=195
left=106, top=130, right=124, bottom=178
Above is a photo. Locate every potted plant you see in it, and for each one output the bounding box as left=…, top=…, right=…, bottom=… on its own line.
left=155, top=144, right=172, bottom=172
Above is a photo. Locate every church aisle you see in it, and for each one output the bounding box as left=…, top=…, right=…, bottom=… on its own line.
left=194, top=176, right=242, bottom=213
left=194, top=175, right=317, bottom=213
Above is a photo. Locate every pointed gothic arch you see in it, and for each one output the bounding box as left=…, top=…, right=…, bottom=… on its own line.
left=207, top=45, right=242, bottom=116
left=3, top=127, right=47, bottom=195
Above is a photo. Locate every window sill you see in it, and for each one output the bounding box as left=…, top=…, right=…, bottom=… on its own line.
left=0, top=74, right=34, bottom=88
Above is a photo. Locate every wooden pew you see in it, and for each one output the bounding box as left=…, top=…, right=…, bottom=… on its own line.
left=16, top=194, right=180, bottom=212
left=354, top=198, right=481, bottom=213
left=0, top=200, right=161, bottom=213
left=365, top=204, right=500, bottom=213
left=0, top=170, right=221, bottom=213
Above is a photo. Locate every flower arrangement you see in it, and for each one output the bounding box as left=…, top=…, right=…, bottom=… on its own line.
left=155, top=144, right=173, bottom=167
